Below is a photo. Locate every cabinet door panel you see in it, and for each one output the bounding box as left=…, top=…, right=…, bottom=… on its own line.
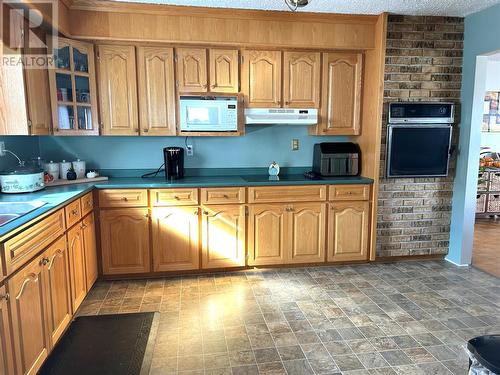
left=100, top=208, right=151, bottom=275
left=137, top=46, right=176, bottom=135
left=44, top=236, right=72, bottom=347
left=283, top=52, right=320, bottom=108
left=67, top=224, right=87, bottom=312
left=97, top=45, right=139, bottom=135
left=209, top=48, right=239, bottom=93
left=319, top=52, right=362, bottom=135
left=24, top=67, right=52, bottom=134
left=289, top=203, right=326, bottom=264
left=8, top=256, right=49, bottom=375
left=328, top=201, right=369, bottom=262
left=176, top=48, right=207, bottom=93
left=152, top=206, right=200, bottom=272
left=83, top=213, right=98, bottom=290
left=248, top=204, right=287, bottom=266
left=201, top=205, right=245, bottom=269
left=0, top=285, right=14, bottom=375
left=242, top=50, right=281, bottom=108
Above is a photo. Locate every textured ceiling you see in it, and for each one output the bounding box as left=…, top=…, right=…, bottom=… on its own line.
left=111, top=0, right=500, bottom=17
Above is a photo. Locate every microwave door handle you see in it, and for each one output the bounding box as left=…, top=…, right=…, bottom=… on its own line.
left=345, top=158, right=350, bottom=174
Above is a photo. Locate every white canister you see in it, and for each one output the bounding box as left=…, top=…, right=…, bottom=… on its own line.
left=59, top=160, right=72, bottom=180
left=72, top=159, right=86, bottom=179
left=43, top=161, right=60, bottom=181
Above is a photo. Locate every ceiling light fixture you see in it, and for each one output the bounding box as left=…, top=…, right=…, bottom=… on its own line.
left=284, top=0, right=311, bottom=12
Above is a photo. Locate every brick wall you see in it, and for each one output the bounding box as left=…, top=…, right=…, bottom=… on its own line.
left=377, top=15, right=464, bottom=257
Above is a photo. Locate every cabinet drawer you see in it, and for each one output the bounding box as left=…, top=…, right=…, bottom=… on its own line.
left=329, top=185, right=370, bottom=201
left=65, top=199, right=82, bottom=228
left=2, top=209, right=65, bottom=276
left=248, top=185, right=327, bottom=203
left=151, top=188, right=199, bottom=206
left=99, top=189, right=148, bottom=208
left=80, top=192, right=94, bottom=216
left=201, top=187, right=245, bottom=204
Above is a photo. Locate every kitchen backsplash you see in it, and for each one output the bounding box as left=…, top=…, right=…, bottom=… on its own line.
left=38, top=126, right=341, bottom=170
left=0, top=136, right=41, bottom=171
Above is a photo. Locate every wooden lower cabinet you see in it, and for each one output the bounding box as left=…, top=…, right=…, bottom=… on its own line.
left=82, top=213, right=98, bottom=290
left=151, top=206, right=200, bottom=272
left=201, top=205, right=245, bottom=269
left=328, top=201, right=369, bottom=262
left=7, top=254, right=49, bottom=375
left=100, top=208, right=151, bottom=275
left=43, top=236, right=73, bottom=348
left=289, top=203, right=326, bottom=264
left=0, top=285, right=14, bottom=375
left=67, top=224, right=87, bottom=312
left=248, top=204, right=287, bottom=266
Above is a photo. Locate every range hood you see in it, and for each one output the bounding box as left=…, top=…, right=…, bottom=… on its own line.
left=244, top=108, right=318, bottom=125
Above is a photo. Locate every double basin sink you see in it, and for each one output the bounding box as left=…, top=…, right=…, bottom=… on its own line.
left=0, top=201, right=47, bottom=227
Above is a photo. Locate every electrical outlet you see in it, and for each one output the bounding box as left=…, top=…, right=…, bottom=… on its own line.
left=0, top=141, right=5, bottom=157
left=291, top=139, right=299, bottom=151
left=186, top=144, right=193, bottom=156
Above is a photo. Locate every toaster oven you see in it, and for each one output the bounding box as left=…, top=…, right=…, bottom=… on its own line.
left=312, top=142, right=360, bottom=177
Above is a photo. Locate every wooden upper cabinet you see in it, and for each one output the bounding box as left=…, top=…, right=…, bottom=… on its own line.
left=242, top=50, right=281, bottom=108
left=7, top=255, right=49, bottom=375
left=48, top=38, right=99, bottom=135
left=288, top=203, right=325, bottom=264
left=176, top=47, right=208, bottom=93
left=97, top=44, right=139, bottom=135
left=67, top=224, right=87, bottom=312
left=316, top=52, right=363, bottom=135
left=201, top=205, right=245, bottom=269
left=100, top=208, right=151, bottom=275
left=151, top=206, right=200, bottom=272
left=248, top=204, right=287, bottom=266
left=209, top=48, right=239, bottom=93
left=328, top=201, right=369, bottom=262
left=0, top=285, right=14, bottom=375
left=24, top=67, right=52, bottom=134
left=137, top=46, right=176, bottom=136
left=43, top=236, right=72, bottom=348
left=283, top=52, right=321, bottom=108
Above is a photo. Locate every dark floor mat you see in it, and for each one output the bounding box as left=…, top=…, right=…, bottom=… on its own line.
left=39, top=312, right=159, bottom=375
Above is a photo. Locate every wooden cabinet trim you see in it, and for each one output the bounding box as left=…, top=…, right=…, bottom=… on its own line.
left=0, top=285, right=15, bottom=375
left=3, top=209, right=65, bottom=276
left=99, top=189, right=148, bottom=208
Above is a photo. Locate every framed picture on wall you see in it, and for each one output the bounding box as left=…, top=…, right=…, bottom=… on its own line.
left=483, top=91, right=500, bottom=132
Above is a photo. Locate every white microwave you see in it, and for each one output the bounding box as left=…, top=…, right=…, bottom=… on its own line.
left=179, top=95, right=239, bottom=132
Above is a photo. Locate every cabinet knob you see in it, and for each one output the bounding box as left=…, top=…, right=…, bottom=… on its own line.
left=223, top=194, right=229, bottom=199
left=193, top=210, right=199, bottom=215
left=40, top=257, right=50, bottom=266
left=134, top=128, right=139, bottom=133
left=144, top=213, right=150, bottom=218
left=203, top=210, right=209, bottom=215
left=72, top=209, right=79, bottom=215
left=174, top=196, right=180, bottom=200
left=121, top=197, right=128, bottom=201
left=81, top=223, right=87, bottom=229
left=0, top=293, right=9, bottom=301
left=143, top=129, right=149, bottom=133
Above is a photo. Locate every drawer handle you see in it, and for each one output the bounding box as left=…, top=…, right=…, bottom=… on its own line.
left=39, top=257, right=50, bottom=266
left=72, top=209, right=79, bottom=215
left=174, top=196, right=180, bottom=200
left=347, top=191, right=353, bottom=195
left=0, top=293, right=9, bottom=301
left=193, top=210, right=198, bottom=215
left=223, top=194, right=229, bottom=199
left=121, top=197, right=129, bottom=201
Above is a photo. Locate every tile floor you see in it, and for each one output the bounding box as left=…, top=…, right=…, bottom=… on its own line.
left=473, top=218, right=500, bottom=277
left=77, top=261, right=500, bottom=375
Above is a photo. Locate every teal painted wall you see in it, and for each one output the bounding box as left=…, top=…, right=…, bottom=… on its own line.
left=38, top=126, right=342, bottom=170
left=0, top=136, right=40, bottom=171
left=448, top=3, right=500, bottom=265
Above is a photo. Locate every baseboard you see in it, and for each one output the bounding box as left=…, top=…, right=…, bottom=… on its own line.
left=444, top=257, right=470, bottom=267
left=374, top=254, right=445, bottom=262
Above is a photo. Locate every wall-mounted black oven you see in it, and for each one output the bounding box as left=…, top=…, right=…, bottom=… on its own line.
left=386, top=102, right=454, bottom=178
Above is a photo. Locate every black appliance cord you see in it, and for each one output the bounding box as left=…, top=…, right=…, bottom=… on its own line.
left=141, top=163, right=165, bottom=178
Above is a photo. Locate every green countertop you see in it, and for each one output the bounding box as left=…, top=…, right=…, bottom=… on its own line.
left=0, top=174, right=373, bottom=239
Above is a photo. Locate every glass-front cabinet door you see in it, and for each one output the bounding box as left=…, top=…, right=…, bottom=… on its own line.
left=48, top=38, right=99, bottom=135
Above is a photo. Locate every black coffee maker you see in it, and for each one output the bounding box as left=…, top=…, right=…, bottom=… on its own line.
left=163, top=147, right=184, bottom=180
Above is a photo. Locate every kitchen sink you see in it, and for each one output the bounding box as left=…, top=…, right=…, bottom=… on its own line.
left=0, top=200, right=47, bottom=226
